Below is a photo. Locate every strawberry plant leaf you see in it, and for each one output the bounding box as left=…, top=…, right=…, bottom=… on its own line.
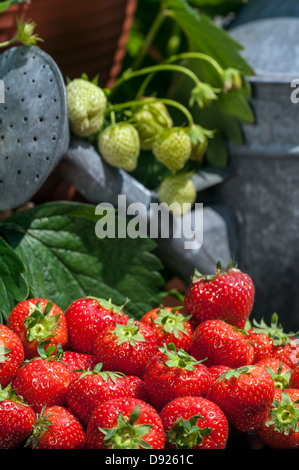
left=0, top=0, right=27, bottom=14
left=0, top=201, right=165, bottom=320
left=0, top=236, right=29, bottom=321
left=165, top=0, right=253, bottom=74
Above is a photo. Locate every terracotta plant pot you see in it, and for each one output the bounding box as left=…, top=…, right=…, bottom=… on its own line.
left=1, top=0, right=137, bottom=88
left=0, top=3, right=28, bottom=44
left=0, top=0, right=137, bottom=204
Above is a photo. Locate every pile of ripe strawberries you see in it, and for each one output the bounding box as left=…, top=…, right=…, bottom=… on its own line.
left=0, top=261, right=299, bottom=450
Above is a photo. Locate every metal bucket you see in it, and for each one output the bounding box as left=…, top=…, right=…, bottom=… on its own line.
left=215, top=12, right=299, bottom=330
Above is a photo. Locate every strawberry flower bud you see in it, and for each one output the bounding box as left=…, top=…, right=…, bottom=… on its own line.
left=221, top=67, right=243, bottom=92
left=189, top=83, right=219, bottom=108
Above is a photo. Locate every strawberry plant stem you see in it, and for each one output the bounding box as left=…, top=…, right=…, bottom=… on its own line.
left=131, top=2, right=169, bottom=70
left=164, top=52, right=224, bottom=76
left=111, top=64, right=202, bottom=100
left=105, top=97, right=194, bottom=127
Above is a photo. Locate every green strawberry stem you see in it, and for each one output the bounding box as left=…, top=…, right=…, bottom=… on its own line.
left=0, top=343, right=11, bottom=364
left=131, top=1, right=169, bottom=70
left=99, top=405, right=153, bottom=449
left=25, top=405, right=54, bottom=449
left=0, top=383, right=29, bottom=405
left=135, top=52, right=224, bottom=100
left=164, top=52, right=224, bottom=76
left=153, top=307, right=191, bottom=338
left=86, top=296, right=129, bottom=316
left=166, top=415, right=212, bottom=449
left=160, top=342, right=204, bottom=371
left=265, top=364, right=291, bottom=390
left=111, top=63, right=202, bottom=100
left=252, top=313, right=299, bottom=346
left=77, top=363, right=125, bottom=383
left=113, top=319, right=146, bottom=347
left=24, top=301, right=60, bottom=343
left=106, top=97, right=194, bottom=128
left=266, top=391, right=299, bottom=435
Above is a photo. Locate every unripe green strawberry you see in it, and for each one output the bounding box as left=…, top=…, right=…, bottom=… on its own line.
left=158, top=173, right=196, bottom=216
left=98, top=122, right=140, bottom=172
left=133, top=99, right=173, bottom=150
left=189, top=124, right=213, bottom=163
left=190, top=137, right=208, bottom=162
left=152, top=128, right=192, bottom=171
left=66, top=78, right=107, bottom=137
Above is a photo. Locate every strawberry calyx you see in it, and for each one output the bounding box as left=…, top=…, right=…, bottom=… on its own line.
left=166, top=414, right=212, bottom=449
left=251, top=313, right=299, bottom=347
left=266, top=391, right=299, bottom=435
left=265, top=363, right=292, bottom=390
left=77, top=362, right=125, bottom=382
left=0, top=383, right=29, bottom=406
left=24, top=301, right=60, bottom=343
left=24, top=341, right=64, bottom=363
left=113, top=319, right=146, bottom=347
left=159, top=342, right=205, bottom=371
left=218, top=366, right=252, bottom=381
left=0, top=333, right=10, bottom=364
left=25, top=404, right=54, bottom=449
left=99, top=404, right=153, bottom=449
left=153, top=307, right=192, bottom=337
left=192, top=258, right=240, bottom=283
left=87, top=296, right=129, bottom=317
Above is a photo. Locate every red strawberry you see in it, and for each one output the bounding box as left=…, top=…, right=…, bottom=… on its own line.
left=255, top=357, right=291, bottom=390
left=94, top=318, right=158, bottom=379
left=271, top=341, right=299, bottom=369
left=7, top=298, right=68, bottom=360
left=208, top=365, right=275, bottom=432
left=160, top=396, right=229, bottom=449
left=26, top=405, right=86, bottom=449
left=140, top=306, right=194, bottom=351
left=0, top=324, right=24, bottom=388
left=184, top=260, right=255, bottom=329
left=87, top=398, right=165, bottom=449
left=143, top=342, right=211, bottom=411
left=208, top=365, right=231, bottom=389
left=66, top=364, right=132, bottom=426
left=249, top=313, right=299, bottom=368
left=64, top=297, right=129, bottom=354
left=189, top=319, right=254, bottom=368
left=246, top=326, right=274, bottom=363
left=289, top=364, right=299, bottom=389
left=256, top=389, right=299, bottom=449
left=12, top=345, right=74, bottom=413
left=125, top=375, right=149, bottom=402
left=0, top=384, right=36, bottom=449
left=61, top=350, right=98, bottom=379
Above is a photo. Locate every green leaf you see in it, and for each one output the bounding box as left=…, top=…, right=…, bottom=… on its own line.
left=165, top=0, right=253, bottom=74
left=0, top=0, right=27, bottom=14
left=217, top=89, right=255, bottom=124
left=0, top=236, right=29, bottom=321
left=205, top=132, right=229, bottom=168
left=0, top=201, right=164, bottom=320
left=189, top=0, right=248, bottom=16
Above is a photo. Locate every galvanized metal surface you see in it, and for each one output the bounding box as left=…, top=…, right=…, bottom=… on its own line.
left=0, top=46, right=69, bottom=211
left=216, top=12, right=299, bottom=330
left=58, top=137, right=236, bottom=276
